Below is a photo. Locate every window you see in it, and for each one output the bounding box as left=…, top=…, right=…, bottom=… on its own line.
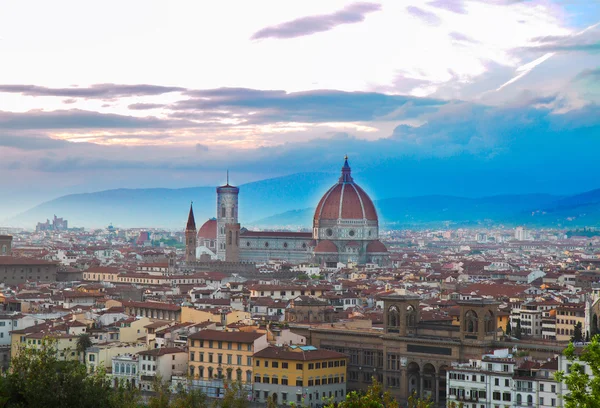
left=272, top=361, right=279, bottom=368
left=494, top=378, right=499, bottom=386
left=282, top=362, right=288, bottom=369
left=296, top=378, right=303, bottom=386
left=265, top=361, right=269, bottom=368
left=282, top=377, right=288, bottom=385
left=308, top=363, right=314, bottom=370
left=254, top=375, right=261, bottom=383
left=296, top=363, right=303, bottom=370
left=247, top=357, right=252, bottom=366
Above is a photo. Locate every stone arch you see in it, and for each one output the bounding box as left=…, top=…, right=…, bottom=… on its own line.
left=407, top=362, right=420, bottom=396
left=464, top=310, right=479, bottom=333
left=438, top=365, right=449, bottom=402
left=422, top=363, right=436, bottom=398
left=406, top=305, right=417, bottom=328
left=485, top=310, right=495, bottom=333
left=388, top=305, right=399, bottom=329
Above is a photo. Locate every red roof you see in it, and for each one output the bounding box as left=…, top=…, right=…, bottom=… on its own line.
left=198, top=218, right=217, bottom=240
left=313, top=159, right=377, bottom=222
left=314, top=240, right=338, bottom=253
left=366, top=240, right=388, bottom=253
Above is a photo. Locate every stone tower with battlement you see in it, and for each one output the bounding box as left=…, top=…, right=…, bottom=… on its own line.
left=216, top=174, right=240, bottom=262
left=0, top=235, right=12, bottom=256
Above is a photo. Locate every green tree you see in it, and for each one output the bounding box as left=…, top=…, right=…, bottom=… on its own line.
left=407, top=391, right=433, bottom=408
left=4, top=337, right=115, bottom=408
left=148, top=375, right=172, bottom=408
left=505, top=320, right=512, bottom=337
left=556, top=334, right=600, bottom=408
left=571, top=322, right=584, bottom=343
left=217, top=380, right=249, bottom=408
left=77, top=333, right=93, bottom=364
left=515, top=319, right=523, bottom=339
left=171, top=378, right=208, bottom=408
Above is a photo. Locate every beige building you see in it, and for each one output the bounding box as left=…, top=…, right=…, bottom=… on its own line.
left=86, top=342, right=147, bottom=372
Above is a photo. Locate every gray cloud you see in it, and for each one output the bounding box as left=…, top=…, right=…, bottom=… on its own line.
left=251, top=2, right=381, bottom=40
left=0, top=109, right=190, bottom=130
left=574, top=68, right=600, bottom=81
left=0, top=84, right=186, bottom=99
left=406, top=6, right=442, bottom=26
left=176, top=88, right=446, bottom=123
left=62, top=98, right=77, bottom=104
left=0, top=132, right=70, bottom=150
left=449, top=32, right=477, bottom=43
left=128, top=103, right=167, bottom=110
left=527, top=26, right=600, bottom=53
left=428, top=0, right=466, bottom=14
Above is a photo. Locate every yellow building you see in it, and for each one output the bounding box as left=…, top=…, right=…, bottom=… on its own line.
left=187, top=330, right=267, bottom=386
left=555, top=303, right=585, bottom=341
left=12, top=331, right=80, bottom=361
left=252, top=345, right=348, bottom=406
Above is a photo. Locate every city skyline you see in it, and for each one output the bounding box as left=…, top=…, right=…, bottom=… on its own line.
left=1, top=0, right=599, bottom=216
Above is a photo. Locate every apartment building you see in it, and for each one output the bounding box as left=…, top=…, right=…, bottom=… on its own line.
left=187, top=330, right=267, bottom=398
left=252, top=344, right=348, bottom=407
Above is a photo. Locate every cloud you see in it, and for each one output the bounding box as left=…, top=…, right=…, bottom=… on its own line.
left=406, top=6, right=441, bottom=26
left=575, top=68, right=600, bottom=81
left=0, top=109, right=189, bottom=130
left=527, top=24, right=600, bottom=53
left=428, top=0, right=466, bottom=14
left=250, top=2, right=381, bottom=40
left=449, top=32, right=476, bottom=43
left=128, top=103, right=167, bottom=110
left=177, top=87, right=446, bottom=123
left=0, top=132, right=69, bottom=150
left=62, top=98, right=77, bottom=104
left=0, top=84, right=186, bottom=99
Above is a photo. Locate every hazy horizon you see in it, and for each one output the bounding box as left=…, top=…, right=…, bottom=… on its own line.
left=1, top=0, right=599, bottom=223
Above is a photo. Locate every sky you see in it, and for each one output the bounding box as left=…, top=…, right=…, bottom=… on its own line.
left=0, top=0, right=599, bottom=218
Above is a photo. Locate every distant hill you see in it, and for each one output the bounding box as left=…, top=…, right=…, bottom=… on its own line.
left=6, top=172, right=334, bottom=229
left=253, top=190, right=600, bottom=228
left=6, top=171, right=600, bottom=229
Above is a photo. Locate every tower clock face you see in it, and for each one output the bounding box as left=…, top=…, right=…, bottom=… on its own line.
left=326, top=229, right=333, bottom=237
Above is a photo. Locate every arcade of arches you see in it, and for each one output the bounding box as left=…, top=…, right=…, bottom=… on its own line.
left=300, top=295, right=501, bottom=406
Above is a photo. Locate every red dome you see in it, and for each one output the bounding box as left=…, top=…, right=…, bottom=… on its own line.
left=346, top=241, right=360, bottom=248
left=313, top=158, right=377, bottom=223
left=366, top=240, right=388, bottom=253
left=197, top=218, right=217, bottom=240
left=314, top=240, right=338, bottom=253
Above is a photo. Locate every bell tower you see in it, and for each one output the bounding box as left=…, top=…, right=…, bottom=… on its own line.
left=185, top=202, right=197, bottom=263
left=216, top=171, right=240, bottom=261
left=383, top=294, right=421, bottom=336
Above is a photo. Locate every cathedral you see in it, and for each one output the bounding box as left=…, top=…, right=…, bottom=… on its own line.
left=186, top=157, right=389, bottom=266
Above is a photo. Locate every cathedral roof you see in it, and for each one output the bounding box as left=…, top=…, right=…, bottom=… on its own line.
left=314, top=240, right=338, bottom=253
left=366, top=240, right=388, bottom=253
left=197, top=218, right=217, bottom=240
left=313, top=157, right=378, bottom=223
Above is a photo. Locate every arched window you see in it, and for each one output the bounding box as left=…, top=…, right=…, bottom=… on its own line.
left=464, top=310, right=479, bottom=333
left=388, top=305, right=399, bottom=328
left=516, top=394, right=522, bottom=404
left=1, top=245, right=6, bottom=255
left=406, top=305, right=417, bottom=327
left=246, top=370, right=252, bottom=383
left=208, top=367, right=214, bottom=378
left=221, top=206, right=226, bottom=218
left=125, top=364, right=131, bottom=374
left=235, top=231, right=239, bottom=246
left=228, top=231, right=232, bottom=245
left=230, top=206, right=235, bottom=218
left=190, top=365, right=195, bottom=377
left=527, top=395, right=533, bottom=405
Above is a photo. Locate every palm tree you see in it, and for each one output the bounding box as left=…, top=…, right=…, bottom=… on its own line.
left=76, top=333, right=93, bottom=365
